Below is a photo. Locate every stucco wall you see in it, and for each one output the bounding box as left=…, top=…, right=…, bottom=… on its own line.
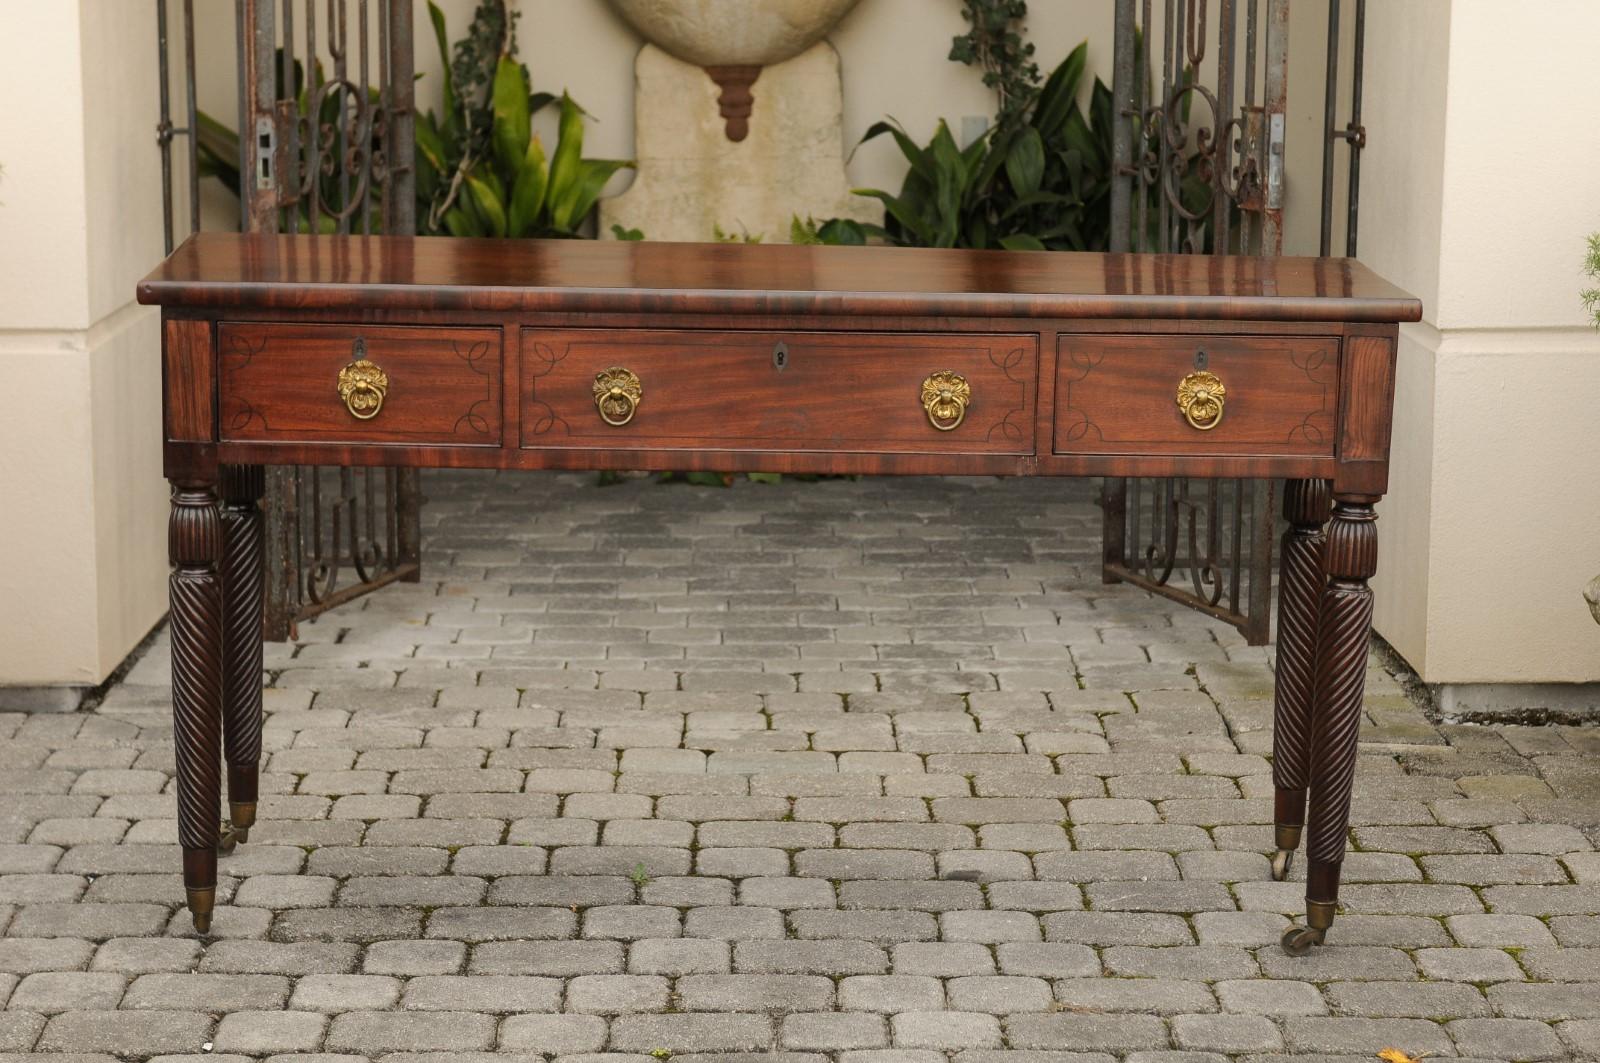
left=1363, top=0, right=1600, bottom=685
left=0, top=0, right=168, bottom=687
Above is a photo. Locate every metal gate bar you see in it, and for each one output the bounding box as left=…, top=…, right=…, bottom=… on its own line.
left=1321, top=0, right=1367, bottom=256
left=158, top=0, right=423, bottom=642
left=237, top=0, right=422, bottom=640
left=1101, top=0, right=1366, bottom=645
left=1101, top=0, right=1288, bottom=646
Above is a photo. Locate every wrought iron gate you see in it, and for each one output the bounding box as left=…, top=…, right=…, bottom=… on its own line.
left=158, top=0, right=423, bottom=640
left=1102, top=0, right=1366, bottom=644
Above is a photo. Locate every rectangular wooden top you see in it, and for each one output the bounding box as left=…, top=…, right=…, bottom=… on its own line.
left=139, top=232, right=1422, bottom=323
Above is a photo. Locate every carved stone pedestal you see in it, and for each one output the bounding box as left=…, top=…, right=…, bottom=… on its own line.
left=600, top=42, right=878, bottom=243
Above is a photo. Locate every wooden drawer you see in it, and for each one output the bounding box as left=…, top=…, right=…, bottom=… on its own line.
left=1054, top=334, right=1338, bottom=455
left=218, top=323, right=501, bottom=445
left=521, top=329, right=1037, bottom=453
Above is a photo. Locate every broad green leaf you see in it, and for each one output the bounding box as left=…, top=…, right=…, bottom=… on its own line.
left=816, top=218, right=866, bottom=245
left=854, top=119, right=928, bottom=171
left=465, top=173, right=508, bottom=237
left=1035, top=42, right=1088, bottom=136
left=928, top=121, right=966, bottom=247
left=1090, top=79, right=1114, bottom=148
left=1006, top=126, right=1045, bottom=197
left=999, top=233, right=1046, bottom=251
left=194, top=110, right=241, bottom=190
left=508, top=137, right=548, bottom=237
left=442, top=204, right=481, bottom=238
left=549, top=158, right=632, bottom=233
left=851, top=189, right=933, bottom=247
left=491, top=57, right=532, bottom=175
left=427, top=1, right=456, bottom=136
left=966, top=215, right=990, bottom=249
left=546, top=93, right=585, bottom=216
left=414, top=111, right=448, bottom=200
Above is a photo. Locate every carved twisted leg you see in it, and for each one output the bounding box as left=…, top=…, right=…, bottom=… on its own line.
left=1282, top=496, right=1378, bottom=955
left=169, top=480, right=224, bottom=933
left=219, top=465, right=265, bottom=852
left=1270, top=479, right=1330, bottom=881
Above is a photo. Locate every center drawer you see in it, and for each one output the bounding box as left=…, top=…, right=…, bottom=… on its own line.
left=520, top=329, right=1038, bottom=454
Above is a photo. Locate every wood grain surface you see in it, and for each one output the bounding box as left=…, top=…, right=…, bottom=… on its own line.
left=139, top=233, right=1424, bottom=323
left=521, top=328, right=1036, bottom=454
left=1054, top=334, right=1339, bottom=456
left=217, top=322, right=502, bottom=446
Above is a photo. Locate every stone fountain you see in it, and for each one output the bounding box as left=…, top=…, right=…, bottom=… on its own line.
left=600, top=0, right=879, bottom=242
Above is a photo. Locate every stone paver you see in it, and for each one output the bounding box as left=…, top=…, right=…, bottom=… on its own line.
left=9, top=472, right=1598, bottom=1060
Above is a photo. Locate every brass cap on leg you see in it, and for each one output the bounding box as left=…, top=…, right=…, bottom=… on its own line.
left=1306, top=898, right=1337, bottom=931
left=229, top=800, right=257, bottom=834
left=187, top=886, right=216, bottom=935
left=1274, top=822, right=1303, bottom=852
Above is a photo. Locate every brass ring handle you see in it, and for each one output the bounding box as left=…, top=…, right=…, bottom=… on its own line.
left=1176, top=369, right=1226, bottom=431
left=593, top=367, right=642, bottom=426
left=921, top=370, right=971, bottom=432
left=337, top=358, right=389, bottom=420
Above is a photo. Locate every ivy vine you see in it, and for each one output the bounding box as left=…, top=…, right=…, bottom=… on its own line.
left=948, top=0, right=1043, bottom=126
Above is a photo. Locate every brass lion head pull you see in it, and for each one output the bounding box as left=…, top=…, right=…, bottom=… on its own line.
left=337, top=350, right=388, bottom=420
left=1176, top=369, right=1226, bottom=430
left=593, top=367, right=642, bottom=426
left=921, top=370, right=971, bottom=432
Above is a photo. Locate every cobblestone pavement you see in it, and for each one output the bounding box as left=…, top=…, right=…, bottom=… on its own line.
left=4, top=471, right=1600, bottom=1063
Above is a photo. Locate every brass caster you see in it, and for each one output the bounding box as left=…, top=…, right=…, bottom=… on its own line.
left=186, top=887, right=216, bottom=935
left=217, top=819, right=248, bottom=855
left=228, top=799, right=257, bottom=833
left=1280, top=923, right=1325, bottom=956
left=1270, top=847, right=1295, bottom=881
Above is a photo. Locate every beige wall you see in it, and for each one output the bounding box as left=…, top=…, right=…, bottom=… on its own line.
left=1364, top=0, right=1600, bottom=685
left=0, top=0, right=169, bottom=687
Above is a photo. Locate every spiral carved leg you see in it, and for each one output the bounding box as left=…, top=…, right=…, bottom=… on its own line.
left=169, top=480, right=224, bottom=934
left=1291, top=497, right=1379, bottom=953
left=1271, top=479, right=1330, bottom=881
left=220, top=466, right=265, bottom=848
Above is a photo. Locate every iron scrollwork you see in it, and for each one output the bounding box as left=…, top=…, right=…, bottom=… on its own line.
left=1104, top=0, right=1288, bottom=645
left=241, top=0, right=422, bottom=639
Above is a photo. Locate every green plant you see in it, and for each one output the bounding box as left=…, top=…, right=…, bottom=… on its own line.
left=629, top=862, right=652, bottom=888
left=713, top=222, right=763, bottom=244
left=790, top=214, right=867, bottom=246
left=610, top=223, right=644, bottom=241
left=1583, top=232, right=1600, bottom=328
left=189, top=3, right=627, bottom=239
left=949, top=0, right=1041, bottom=126
left=847, top=44, right=1116, bottom=252
left=416, top=0, right=632, bottom=238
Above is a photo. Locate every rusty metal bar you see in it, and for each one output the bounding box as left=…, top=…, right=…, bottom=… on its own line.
left=1260, top=0, right=1288, bottom=253
left=1109, top=0, right=1137, bottom=254
left=1213, top=0, right=1235, bottom=253
left=1319, top=0, right=1340, bottom=256
left=1344, top=0, right=1366, bottom=256
left=157, top=0, right=176, bottom=252
left=388, top=0, right=416, bottom=235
